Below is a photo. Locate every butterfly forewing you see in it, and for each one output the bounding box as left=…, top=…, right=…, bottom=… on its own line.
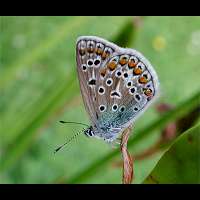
left=76, top=36, right=159, bottom=141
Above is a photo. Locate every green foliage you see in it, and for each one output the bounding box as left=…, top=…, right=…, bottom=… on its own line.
left=144, top=122, right=200, bottom=183
left=0, top=16, right=200, bottom=183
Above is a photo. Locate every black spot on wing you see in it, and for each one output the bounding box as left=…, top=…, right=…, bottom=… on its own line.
left=111, top=91, right=120, bottom=97
left=88, top=79, right=96, bottom=85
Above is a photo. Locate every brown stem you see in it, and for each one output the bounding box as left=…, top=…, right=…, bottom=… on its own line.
left=120, top=125, right=133, bottom=184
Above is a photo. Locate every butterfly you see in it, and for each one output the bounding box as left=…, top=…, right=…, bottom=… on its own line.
left=76, top=36, right=159, bottom=143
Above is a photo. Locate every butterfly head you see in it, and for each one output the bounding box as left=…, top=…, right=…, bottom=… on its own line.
left=84, top=126, right=95, bottom=137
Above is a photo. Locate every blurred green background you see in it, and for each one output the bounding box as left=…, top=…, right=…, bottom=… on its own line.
left=0, top=16, right=200, bottom=184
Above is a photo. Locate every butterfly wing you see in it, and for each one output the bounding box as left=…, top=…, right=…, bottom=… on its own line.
left=76, top=36, right=159, bottom=140
left=76, top=36, right=117, bottom=127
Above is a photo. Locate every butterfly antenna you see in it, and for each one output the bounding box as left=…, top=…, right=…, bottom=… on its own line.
left=54, top=128, right=85, bottom=154
left=59, top=120, right=89, bottom=128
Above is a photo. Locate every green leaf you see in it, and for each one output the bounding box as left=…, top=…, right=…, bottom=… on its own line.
left=144, top=122, right=200, bottom=184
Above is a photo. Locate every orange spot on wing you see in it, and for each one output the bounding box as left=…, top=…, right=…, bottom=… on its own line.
left=102, top=52, right=107, bottom=59
left=134, top=68, right=142, bottom=75
left=102, top=49, right=111, bottom=59
left=100, top=67, right=107, bottom=77
left=96, top=48, right=103, bottom=55
left=107, top=61, right=117, bottom=71
left=128, top=60, right=137, bottom=68
left=139, top=76, right=148, bottom=84
left=88, top=48, right=94, bottom=53
left=119, top=57, right=128, bottom=65
left=144, top=88, right=153, bottom=96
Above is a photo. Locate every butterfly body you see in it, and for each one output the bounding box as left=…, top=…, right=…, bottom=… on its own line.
left=76, top=36, right=159, bottom=143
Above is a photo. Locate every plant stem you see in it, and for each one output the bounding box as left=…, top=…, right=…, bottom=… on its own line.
left=121, top=125, right=133, bottom=184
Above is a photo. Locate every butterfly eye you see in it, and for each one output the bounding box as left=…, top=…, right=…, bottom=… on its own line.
left=106, top=78, right=113, bottom=86
left=112, top=104, right=118, bottom=112
left=88, top=130, right=94, bottom=137
left=115, top=70, right=122, bottom=78
left=129, top=86, right=137, bottom=95
left=119, top=106, right=126, bottom=112
left=84, top=128, right=94, bottom=137
left=119, top=55, right=129, bottom=65
left=128, top=56, right=138, bottom=69
left=81, top=64, right=87, bottom=72
left=99, top=105, right=106, bottom=112
left=98, top=86, right=105, bottom=95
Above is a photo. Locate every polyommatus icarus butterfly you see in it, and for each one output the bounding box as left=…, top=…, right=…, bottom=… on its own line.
left=76, top=36, right=159, bottom=143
